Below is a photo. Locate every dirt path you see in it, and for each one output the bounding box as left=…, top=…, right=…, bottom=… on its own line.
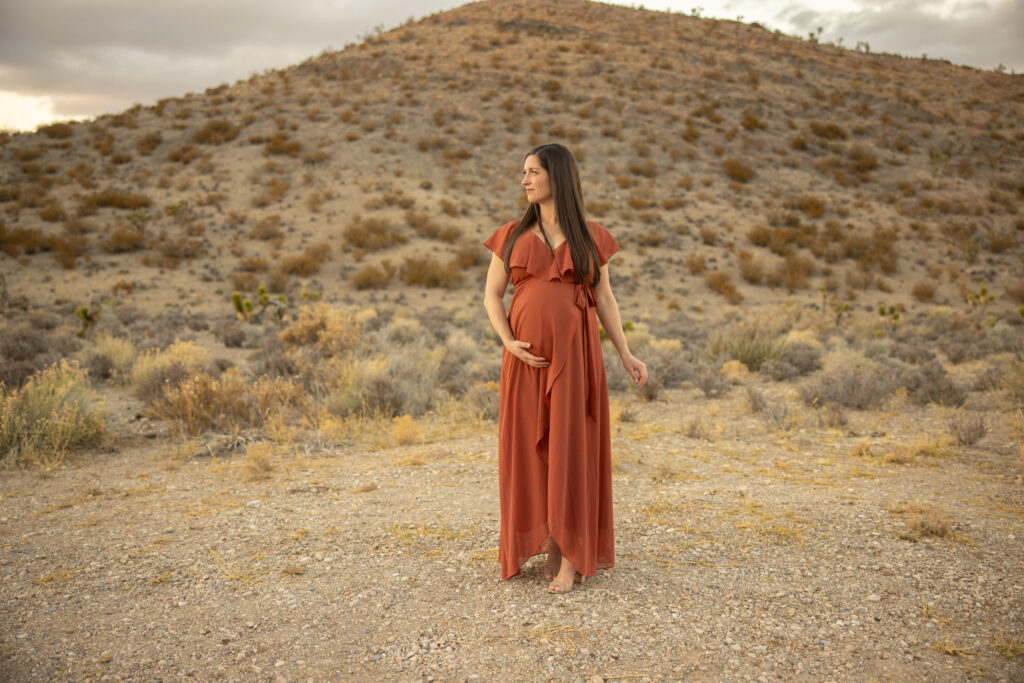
left=2, top=388, right=1022, bottom=681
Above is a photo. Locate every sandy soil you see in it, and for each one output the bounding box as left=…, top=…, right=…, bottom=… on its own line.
left=2, top=385, right=1022, bottom=682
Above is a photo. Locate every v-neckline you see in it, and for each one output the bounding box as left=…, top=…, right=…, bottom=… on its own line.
left=530, top=230, right=566, bottom=251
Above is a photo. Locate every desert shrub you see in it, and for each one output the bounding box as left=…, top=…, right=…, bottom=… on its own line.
left=381, top=343, right=442, bottom=416
left=987, top=233, right=1016, bottom=253
left=900, top=360, right=966, bottom=406
left=168, top=144, right=200, bottom=164
left=699, top=227, right=718, bottom=245
left=847, top=145, right=879, bottom=181
left=80, top=188, right=152, bottom=214
left=636, top=231, right=665, bottom=246
left=99, top=227, right=144, bottom=253
left=251, top=178, right=290, bottom=207
left=1001, top=353, right=1024, bottom=403
left=1006, top=280, right=1024, bottom=304
left=799, top=352, right=897, bottom=409
left=636, top=374, right=661, bottom=401
left=39, top=122, right=73, bottom=139
left=705, top=271, right=742, bottom=303
left=87, top=334, right=137, bottom=383
left=38, top=200, right=65, bottom=222
left=280, top=303, right=361, bottom=359
left=737, top=251, right=763, bottom=284
left=263, top=132, right=301, bottom=157
left=641, top=342, right=693, bottom=388
left=628, top=159, right=657, bottom=178
left=763, top=342, right=822, bottom=381
left=280, top=245, right=329, bottom=276
left=363, top=375, right=405, bottom=415
left=817, top=402, right=848, bottom=428
left=130, top=340, right=210, bottom=405
left=193, top=119, right=240, bottom=145
left=437, top=330, right=483, bottom=391
left=911, top=281, right=936, bottom=302
left=351, top=263, right=394, bottom=290
left=1, top=324, right=49, bottom=363
left=949, top=413, right=986, bottom=446
left=747, top=225, right=771, bottom=247
left=149, top=368, right=302, bottom=436
left=722, top=158, right=754, bottom=182
left=136, top=132, right=162, bottom=155
left=153, top=232, right=205, bottom=261
left=0, top=360, right=104, bottom=466
left=705, top=322, right=782, bottom=372
left=693, top=365, right=731, bottom=398
left=249, top=215, right=284, bottom=240
left=1, top=225, right=54, bottom=256
left=938, top=331, right=987, bottom=365
left=891, top=342, right=935, bottom=365
left=809, top=121, right=847, bottom=140
left=343, top=216, right=407, bottom=252
left=684, top=253, right=705, bottom=274
left=455, top=243, right=488, bottom=268
left=462, top=381, right=500, bottom=420
left=745, top=386, right=767, bottom=412
left=221, top=325, right=247, bottom=348
left=401, top=256, right=463, bottom=288
left=776, top=254, right=815, bottom=291
left=250, top=333, right=297, bottom=378
left=788, top=195, right=826, bottom=218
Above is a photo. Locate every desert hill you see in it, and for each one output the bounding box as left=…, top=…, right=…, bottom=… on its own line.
left=2, top=2, right=1024, bottom=679
left=1, top=0, right=1022, bottom=327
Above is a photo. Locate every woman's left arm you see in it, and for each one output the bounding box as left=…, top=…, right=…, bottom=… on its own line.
left=593, top=264, right=648, bottom=387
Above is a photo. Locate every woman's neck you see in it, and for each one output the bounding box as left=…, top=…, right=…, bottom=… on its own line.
left=538, top=202, right=558, bottom=229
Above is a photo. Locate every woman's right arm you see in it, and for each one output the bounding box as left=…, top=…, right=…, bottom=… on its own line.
left=483, top=254, right=549, bottom=368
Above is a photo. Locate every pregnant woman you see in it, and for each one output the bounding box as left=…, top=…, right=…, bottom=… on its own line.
left=483, top=143, right=648, bottom=594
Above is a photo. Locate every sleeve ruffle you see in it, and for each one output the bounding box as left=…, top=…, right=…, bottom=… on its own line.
left=482, top=220, right=518, bottom=259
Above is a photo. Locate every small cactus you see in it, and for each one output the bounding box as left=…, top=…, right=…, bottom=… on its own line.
left=232, top=287, right=285, bottom=322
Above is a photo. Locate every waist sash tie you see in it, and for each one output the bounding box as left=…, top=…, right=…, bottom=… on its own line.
left=574, top=283, right=601, bottom=421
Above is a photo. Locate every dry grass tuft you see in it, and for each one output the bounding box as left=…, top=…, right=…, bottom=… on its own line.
left=705, top=271, right=743, bottom=303
left=80, top=188, right=153, bottom=214
left=0, top=360, right=105, bottom=467
left=193, top=119, right=240, bottom=145
left=130, top=340, right=209, bottom=405
left=242, top=441, right=274, bottom=481
left=343, top=215, right=407, bottom=252
left=722, top=158, right=754, bottom=183
left=949, top=413, right=986, bottom=446
left=891, top=502, right=970, bottom=544
left=401, top=256, right=463, bottom=288
left=280, top=303, right=362, bottom=358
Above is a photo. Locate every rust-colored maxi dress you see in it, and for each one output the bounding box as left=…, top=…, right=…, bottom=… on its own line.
left=483, top=220, right=619, bottom=580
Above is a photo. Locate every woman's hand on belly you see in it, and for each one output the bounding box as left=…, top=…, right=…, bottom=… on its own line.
left=504, top=340, right=550, bottom=368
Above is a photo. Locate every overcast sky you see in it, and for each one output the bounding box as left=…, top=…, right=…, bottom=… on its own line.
left=0, top=0, right=1021, bottom=132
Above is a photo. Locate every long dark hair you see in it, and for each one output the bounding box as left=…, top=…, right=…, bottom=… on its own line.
left=501, top=143, right=601, bottom=286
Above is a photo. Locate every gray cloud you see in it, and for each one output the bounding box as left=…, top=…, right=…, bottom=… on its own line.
left=0, top=0, right=464, bottom=118
left=775, top=0, right=1024, bottom=71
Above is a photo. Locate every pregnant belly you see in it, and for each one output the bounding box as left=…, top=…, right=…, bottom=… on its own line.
left=508, top=279, right=579, bottom=361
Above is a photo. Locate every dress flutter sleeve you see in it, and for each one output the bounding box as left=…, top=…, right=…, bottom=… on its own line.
left=589, top=222, right=620, bottom=266
left=483, top=221, right=518, bottom=260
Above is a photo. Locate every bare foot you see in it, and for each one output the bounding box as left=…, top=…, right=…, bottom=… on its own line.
left=547, top=556, right=579, bottom=594
left=540, top=535, right=561, bottom=582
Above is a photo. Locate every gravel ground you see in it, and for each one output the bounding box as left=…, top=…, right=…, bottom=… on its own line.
left=2, top=386, right=1022, bottom=682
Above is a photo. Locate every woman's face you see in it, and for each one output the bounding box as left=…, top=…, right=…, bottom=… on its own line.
left=521, top=154, right=552, bottom=205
